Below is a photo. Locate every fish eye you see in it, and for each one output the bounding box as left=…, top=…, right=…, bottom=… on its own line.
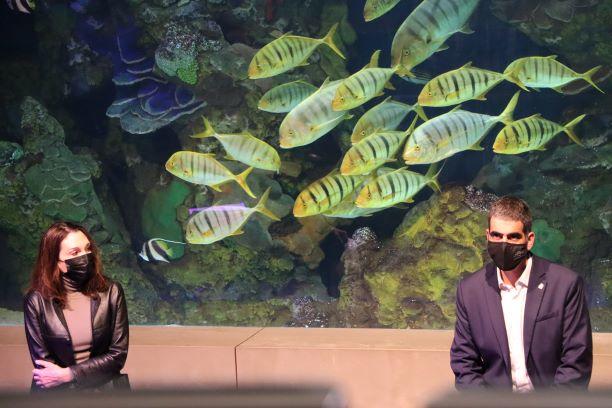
left=415, top=145, right=420, bottom=151
left=361, top=130, right=366, bottom=136
left=403, top=50, right=410, bottom=56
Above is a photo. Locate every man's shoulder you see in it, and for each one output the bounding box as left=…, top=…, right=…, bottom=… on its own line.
left=536, top=256, right=582, bottom=285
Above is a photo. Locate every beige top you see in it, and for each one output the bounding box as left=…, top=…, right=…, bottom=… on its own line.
left=62, top=276, right=93, bottom=364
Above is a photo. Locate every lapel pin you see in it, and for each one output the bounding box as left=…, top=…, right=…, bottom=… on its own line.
left=538, top=283, right=544, bottom=290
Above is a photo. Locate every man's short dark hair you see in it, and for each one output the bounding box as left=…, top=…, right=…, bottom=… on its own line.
left=488, top=196, right=532, bottom=234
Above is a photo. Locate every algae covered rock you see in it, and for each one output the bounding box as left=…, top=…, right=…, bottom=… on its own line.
left=155, top=20, right=200, bottom=85
left=339, top=187, right=490, bottom=329
left=0, top=97, right=162, bottom=323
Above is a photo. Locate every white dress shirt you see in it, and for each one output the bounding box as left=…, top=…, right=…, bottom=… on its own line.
left=497, top=256, right=534, bottom=392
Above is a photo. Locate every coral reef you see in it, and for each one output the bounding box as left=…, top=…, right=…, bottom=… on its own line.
left=0, top=98, right=162, bottom=322
left=339, top=187, right=490, bottom=328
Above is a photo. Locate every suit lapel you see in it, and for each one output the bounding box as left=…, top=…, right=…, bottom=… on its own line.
left=483, top=263, right=511, bottom=373
left=523, top=255, right=547, bottom=361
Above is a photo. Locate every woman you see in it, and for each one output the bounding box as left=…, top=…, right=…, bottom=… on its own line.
left=23, top=221, right=129, bottom=390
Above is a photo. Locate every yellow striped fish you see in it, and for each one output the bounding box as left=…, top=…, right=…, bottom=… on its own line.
left=279, top=79, right=352, bottom=149
left=493, top=114, right=585, bottom=154
left=185, top=188, right=280, bottom=245
left=351, top=96, right=419, bottom=143
left=391, top=0, right=479, bottom=77
left=258, top=80, right=318, bottom=113
left=504, top=56, right=603, bottom=93
left=165, top=151, right=256, bottom=198
left=403, top=91, right=520, bottom=164
left=341, top=116, right=418, bottom=176
left=248, top=24, right=345, bottom=79
left=293, top=172, right=366, bottom=217
left=332, top=50, right=397, bottom=111
left=364, top=0, right=403, bottom=22
left=322, top=177, right=382, bottom=218
left=418, top=62, right=510, bottom=107
left=191, top=117, right=280, bottom=172
left=355, top=164, right=442, bottom=208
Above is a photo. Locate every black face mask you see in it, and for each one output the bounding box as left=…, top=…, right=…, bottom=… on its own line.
left=63, top=253, right=94, bottom=288
left=487, top=241, right=529, bottom=271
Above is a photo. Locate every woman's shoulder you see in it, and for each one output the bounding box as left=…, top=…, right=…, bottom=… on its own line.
left=101, top=277, right=125, bottom=296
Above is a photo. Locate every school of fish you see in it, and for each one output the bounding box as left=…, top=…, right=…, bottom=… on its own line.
left=144, top=0, right=603, bottom=254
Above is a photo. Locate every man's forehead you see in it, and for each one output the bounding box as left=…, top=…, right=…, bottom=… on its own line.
left=488, top=216, right=525, bottom=233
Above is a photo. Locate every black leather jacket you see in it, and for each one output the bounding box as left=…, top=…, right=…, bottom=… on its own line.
left=23, top=280, right=129, bottom=390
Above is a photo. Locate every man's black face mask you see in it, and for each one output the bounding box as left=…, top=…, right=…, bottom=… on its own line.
left=487, top=241, right=529, bottom=271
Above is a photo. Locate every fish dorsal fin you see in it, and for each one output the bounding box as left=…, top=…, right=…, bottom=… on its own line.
left=367, top=50, right=381, bottom=69
left=545, top=55, right=558, bottom=60
left=526, top=113, right=543, bottom=120
left=319, top=77, right=331, bottom=90
left=270, top=30, right=292, bottom=39
left=449, top=105, right=462, bottom=113
left=460, top=61, right=473, bottom=69
left=380, top=96, right=393, bottom=104
left=200, top=152, right=216, bottom=157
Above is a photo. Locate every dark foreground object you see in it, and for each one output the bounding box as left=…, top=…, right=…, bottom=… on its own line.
left=0, top=386, right=346, bottom=408
left=428, top=390, right=612, bottom=408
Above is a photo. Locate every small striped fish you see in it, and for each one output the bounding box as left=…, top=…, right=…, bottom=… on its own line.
left=504, top=56, right=603, bottom=93
left=6, top=0, right=34, bottom=13
left=332, top=50, right=397, bottom=111
left=355, top=164, right=442, bottom=208
left=364, top=0, right=403, bottom=22
left=185, top=188, right=280, bottom=245
left=279, top=79, right=352, bottom=149
left=322, top=178, right=381, bottom=218
left=258, top=80, right=318, bottom=113
left=293, top=172, right=366, bottom=217
left=191, top=117, right=281, bottom=172
left=165, top=151, right=256, bottom=198
left=418, top=62, right=507, bottom=107
left=391, top=0, right=479, bottom=76
left=493, top=114, right=585, bottom=154
left=248, top=24, right=345, bottom=79
left=139, top=238, right=184, bottom=263
left=351, top=97, right=418, bottom=143
left=403, top=91, right=520, bottom=164
left=341, top=117, right=418, bottom=176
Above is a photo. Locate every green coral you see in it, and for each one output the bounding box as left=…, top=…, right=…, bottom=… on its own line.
left=531, top=219, right=565, bottom=262
left=155, top=22, right=200, bottom=85
left=342, top=187, right=488, bottom=329
left=141, top=179, right=190, bottom=259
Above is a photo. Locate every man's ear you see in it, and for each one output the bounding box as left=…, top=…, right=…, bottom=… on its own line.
left=527, top=231, right=536, bottom=251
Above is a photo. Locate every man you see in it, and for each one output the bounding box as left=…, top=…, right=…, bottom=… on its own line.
left=450, top=196, right=592, bottom=390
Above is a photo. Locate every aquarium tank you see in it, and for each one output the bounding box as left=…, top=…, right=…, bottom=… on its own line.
left=0, top=0, right=610, bottom=330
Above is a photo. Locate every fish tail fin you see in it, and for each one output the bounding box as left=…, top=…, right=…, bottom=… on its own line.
left=581, top=66, right=604, bottom=94
left=425, top=161, right=444, bottom=193
left=322, top=23, right=345, bottom=59
left=191, top=116, right=216, bottom=139
left=563, top=114, right=586, bottom=146
left=414, top=103, right=428, bottom=121
left=368, top=50, right=381, bottom=68
left=235, top=166, right=257, bottom=198
left=255, top=187, right=281, bottom=221
left=498, top=91, right=521, bottom=125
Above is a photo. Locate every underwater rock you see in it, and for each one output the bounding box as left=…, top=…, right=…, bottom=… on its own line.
left=0, top=97, right=162, bottom=323
left=491, top=0, right=611, bottom=69
left=0, top=307, right=23, bottom=324
left=277, top=215, right=337, bottom=268
left=339, top=187, right=490, bottom=329
left=531, top=219, right=566, bottom=262
left=0, top=141, right=24, bottom=167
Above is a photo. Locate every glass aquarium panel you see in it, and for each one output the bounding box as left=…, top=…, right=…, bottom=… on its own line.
left=0, top=0, right=609, bottom=330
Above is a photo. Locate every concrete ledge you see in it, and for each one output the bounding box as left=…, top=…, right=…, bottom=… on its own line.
left=1, top=326, right=611, bottom=407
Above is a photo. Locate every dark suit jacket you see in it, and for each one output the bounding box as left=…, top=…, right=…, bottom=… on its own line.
left=450, top=255, right=592, bottom=390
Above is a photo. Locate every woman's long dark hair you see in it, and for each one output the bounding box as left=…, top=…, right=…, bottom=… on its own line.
left=29, top=222, right=108, bottom=306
